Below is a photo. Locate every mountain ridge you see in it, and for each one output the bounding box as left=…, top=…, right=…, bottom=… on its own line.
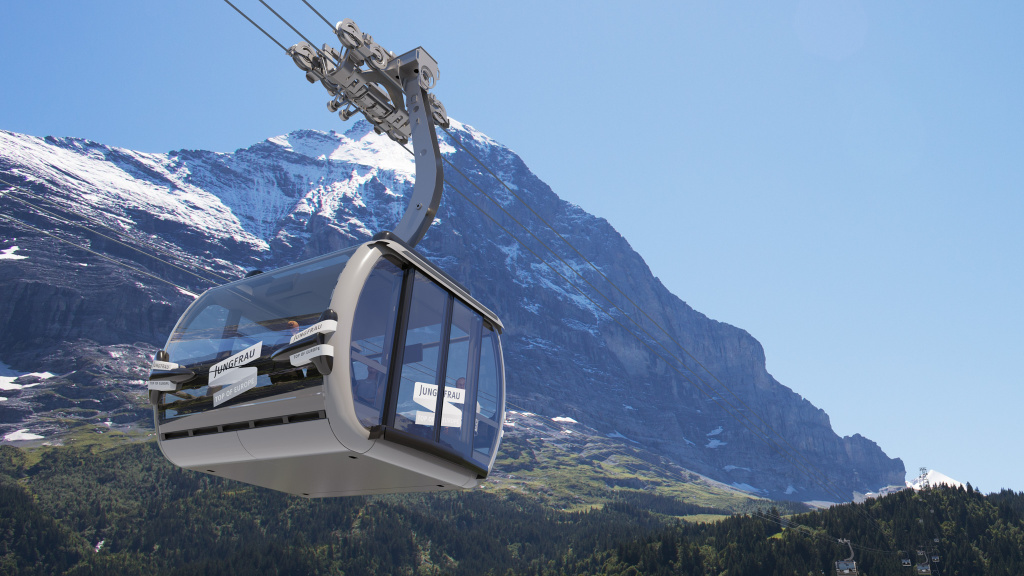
left=0, top=120, right=904, bottom=500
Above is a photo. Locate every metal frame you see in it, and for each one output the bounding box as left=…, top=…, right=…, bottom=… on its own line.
left=288, top=19, right=447, bottom=248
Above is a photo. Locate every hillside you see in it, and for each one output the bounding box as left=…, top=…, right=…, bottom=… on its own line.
left=0, top=440, right=1019, bottom=575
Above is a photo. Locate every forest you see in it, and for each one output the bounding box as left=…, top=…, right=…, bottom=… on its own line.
left=1, top=440, right=1023, bottom=575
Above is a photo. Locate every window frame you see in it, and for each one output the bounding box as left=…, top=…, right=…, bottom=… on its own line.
left=365, top=262, right=502, bottom=478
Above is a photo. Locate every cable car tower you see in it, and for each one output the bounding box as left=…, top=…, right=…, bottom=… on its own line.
left=147, top=18, right=506, bottom=497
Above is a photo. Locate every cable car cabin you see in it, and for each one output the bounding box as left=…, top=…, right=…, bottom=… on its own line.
left=915, top=564, right=932, bottom=575
left=148, top=234, right=505, bottom=497
left=835, top=561, right=858, bottom=575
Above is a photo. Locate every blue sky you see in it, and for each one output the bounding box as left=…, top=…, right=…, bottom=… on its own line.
left=1, top=1, right=1022, bottom=493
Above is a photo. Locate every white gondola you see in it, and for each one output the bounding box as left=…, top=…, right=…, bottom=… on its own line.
left=147, top=21, right=506, bottom=497
left=149, top=233, right=505, bottom=496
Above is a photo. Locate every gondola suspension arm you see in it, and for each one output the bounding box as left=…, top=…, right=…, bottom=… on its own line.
left=287, top=19, right=447, bottom=247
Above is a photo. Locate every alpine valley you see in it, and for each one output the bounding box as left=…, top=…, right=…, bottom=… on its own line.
left=0, top=120, right=905, bottom=503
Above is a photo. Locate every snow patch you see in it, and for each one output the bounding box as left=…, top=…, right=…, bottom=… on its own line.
left=730, top=482, right=764, bottom=494
left=606, top=430, right=639, bottom=443
left=706, top=426, right=723, bottom=436
left=4, top=429, right=44, bottom=441
left=552, top=416, right=577, bottom=424
left=0, top=361, right=56, bottom=390
left=705, top=439, right=727, bottom=449
left=723, top=465, right=751, bottom=472
left=785, top=485, right=797, bottom=495
left=0, top=245, right=27, bottom=260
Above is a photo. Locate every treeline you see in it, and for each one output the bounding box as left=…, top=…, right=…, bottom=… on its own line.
left=0, top=443, right=668, bottom=575
left=568, top=484, right=1024, bottom=575
left=2, top=442, right=1024, bottom=575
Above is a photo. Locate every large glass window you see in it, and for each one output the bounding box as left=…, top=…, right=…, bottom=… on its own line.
left=159, top=248, right=355, bottom=422
left=472, top=325, right=502, bottom=467
left=350, top=260, right=404, bottom=428
left=391, top=271, right=449, bottom=441
left=438, top=301, right=482, bottom=454
left=343, top=257, right=505, bottom=474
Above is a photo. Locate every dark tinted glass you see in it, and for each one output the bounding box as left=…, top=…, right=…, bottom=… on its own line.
left=438, top=301, right=481, bottom=454
left=350, top=259, right=404, bottom=428
left=392, top=271, right=449, bottom=440
left=159, top=248, right=354, bottom=422
left=472, top=326, right=502, bottom=466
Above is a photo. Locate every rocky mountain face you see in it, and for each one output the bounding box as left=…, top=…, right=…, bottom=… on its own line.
left=0, top=121, right=905, bottom=501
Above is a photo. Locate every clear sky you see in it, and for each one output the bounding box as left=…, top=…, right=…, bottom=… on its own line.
left=1, top=1, right=1021, bottom=493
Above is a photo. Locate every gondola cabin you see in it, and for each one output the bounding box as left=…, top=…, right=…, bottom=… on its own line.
left=148, top=234, right=505, bottom=497
left=835, top=560, right=858, bottom=575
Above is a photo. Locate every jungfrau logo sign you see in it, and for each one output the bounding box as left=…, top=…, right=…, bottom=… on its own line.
left=412, top=382, right=464, bottom=428
left=209, top=342, right=262, bottom=385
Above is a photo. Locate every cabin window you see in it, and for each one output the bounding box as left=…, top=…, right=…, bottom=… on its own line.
left=374, top=265, right=504, bottom=473
left=438, top=300, right=482, bottom=455
left=391, top=271, right=450, bottom=441
left=350, top=259, right=404, bottom=428
left=472, top=324, right=502, bottom=467
left=158, top=248, right=354, bottom=422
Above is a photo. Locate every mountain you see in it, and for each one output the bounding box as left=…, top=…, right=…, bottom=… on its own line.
left=0, top=121, right=904, bottom=500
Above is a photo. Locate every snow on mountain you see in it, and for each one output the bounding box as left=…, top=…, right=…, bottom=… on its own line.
left=907, top=469, right=965, bottom=490
left=0, top=120, right=906, bottom=501
left=0, top=245, right=27, bottom=260
left=0, top=130, right=266, bottom=252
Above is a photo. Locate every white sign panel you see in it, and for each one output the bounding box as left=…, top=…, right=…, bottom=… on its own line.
left=411, top=382, right=465, bottom=428
left=212, top=367, right=259, bottom=407
left=209, top=342, right=262, bottom=385
left=289, top=344, right=334, bottom=367
left=151, top=360, right=179, bottom=371
left=288, top=320, right=338, bottom=345
left=148, top=380, right=177, bottom=392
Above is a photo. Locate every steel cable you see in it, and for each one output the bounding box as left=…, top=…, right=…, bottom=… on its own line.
left=0, top=213, right=200, bottom=296
left=0, top=182, right=230, bottom=285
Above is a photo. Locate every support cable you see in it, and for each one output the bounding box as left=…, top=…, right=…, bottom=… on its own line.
left=0, top=213, right=199, bottom=295
left=256, top=0, right=320, bottom=52
left=0, top=184, right=227, bottom=286
left=0, top=177, right=234, bottom=282
left=300, top=0, right=333, bottom=29
left=222, top=0, right=288, bottom=52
